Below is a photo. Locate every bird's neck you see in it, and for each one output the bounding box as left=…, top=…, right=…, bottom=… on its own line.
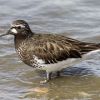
left=14, top=29, right=34, bottom=48
left=14, top=34, right=32, bottom=49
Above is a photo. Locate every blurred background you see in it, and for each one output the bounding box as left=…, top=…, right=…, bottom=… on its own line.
left=0, top=0, right=100, bottom=100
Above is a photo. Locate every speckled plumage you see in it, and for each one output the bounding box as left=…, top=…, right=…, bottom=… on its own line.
left=15, top=33, right=100, bottom=66
left=0, top=20, right=100, bottom=82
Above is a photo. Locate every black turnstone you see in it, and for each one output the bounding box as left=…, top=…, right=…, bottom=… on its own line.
left=0, top=20, right=100, bottom=83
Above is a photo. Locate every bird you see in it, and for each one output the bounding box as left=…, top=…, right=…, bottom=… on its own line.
left=0, top=20, right=100, bottom=83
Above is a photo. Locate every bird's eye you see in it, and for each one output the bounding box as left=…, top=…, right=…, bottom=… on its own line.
left=17, top=26, right=21, bottom=29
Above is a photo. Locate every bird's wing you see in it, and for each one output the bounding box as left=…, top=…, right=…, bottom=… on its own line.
left=30, top=34, right=81, bottom=64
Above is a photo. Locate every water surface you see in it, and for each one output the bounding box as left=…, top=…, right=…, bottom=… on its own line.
left=0, top=0, right=100, bottom=100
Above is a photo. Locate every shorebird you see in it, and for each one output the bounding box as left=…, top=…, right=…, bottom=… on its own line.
left=0, top=20, right=100, bottom=83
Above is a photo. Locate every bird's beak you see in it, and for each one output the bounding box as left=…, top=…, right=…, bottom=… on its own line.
left=0, top=33, right=8, bottom=37
left=0, top=29, right=12, bottom=37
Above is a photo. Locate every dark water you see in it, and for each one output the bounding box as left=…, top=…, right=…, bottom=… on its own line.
left=0, top=0, right=100, bottom=100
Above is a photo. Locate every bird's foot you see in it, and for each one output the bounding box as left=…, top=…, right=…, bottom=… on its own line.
left=57, top=71, right=60, bottom=77
left=40, top=79, right=49, bottom=84
left=40, top=72, right=52, bottom=84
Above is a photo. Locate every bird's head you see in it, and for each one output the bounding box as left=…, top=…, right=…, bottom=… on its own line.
left=0, top=20, right=33, bottom=37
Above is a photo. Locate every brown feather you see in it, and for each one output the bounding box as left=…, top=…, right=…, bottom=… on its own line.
left=15, top=34, right=100, bottom=65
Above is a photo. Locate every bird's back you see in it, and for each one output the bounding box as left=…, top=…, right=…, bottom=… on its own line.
left=15, top=34, right=100, bottom=66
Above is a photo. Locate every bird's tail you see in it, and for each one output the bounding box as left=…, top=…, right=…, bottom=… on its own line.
left=79, top=42, right=100, bottom=55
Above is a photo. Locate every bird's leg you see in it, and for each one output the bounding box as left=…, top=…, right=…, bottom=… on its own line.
left=40, top=72, right=52, bottom=84
left=47, top=72, right=52, bottom=81
left=57, top=71, right=60, bottom=77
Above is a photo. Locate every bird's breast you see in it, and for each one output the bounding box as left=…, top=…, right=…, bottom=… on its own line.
left=16, top=45, right=46, bottom=69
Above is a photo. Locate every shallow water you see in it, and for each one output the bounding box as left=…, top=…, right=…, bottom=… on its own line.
left=0, top=0, right=100, bottom=100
